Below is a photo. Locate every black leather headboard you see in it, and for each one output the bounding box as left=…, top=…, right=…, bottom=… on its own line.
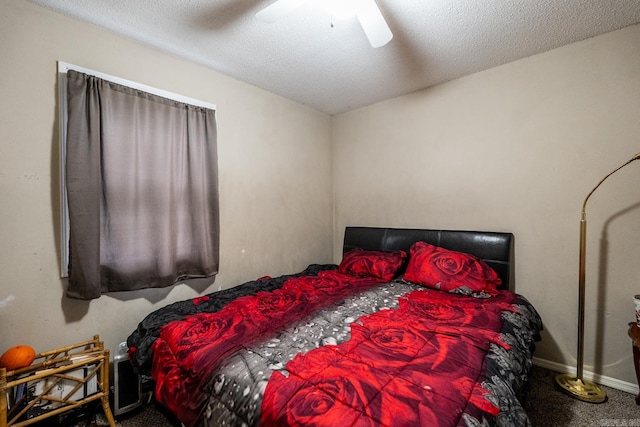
left=343, top=227, right=514, bottom=291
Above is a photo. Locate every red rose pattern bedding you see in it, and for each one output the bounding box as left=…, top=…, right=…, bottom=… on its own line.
left=128, top=254, right=541, bottom=427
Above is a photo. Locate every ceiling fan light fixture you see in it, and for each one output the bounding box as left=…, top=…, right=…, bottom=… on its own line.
left=256, top=0, right=393, bottom=48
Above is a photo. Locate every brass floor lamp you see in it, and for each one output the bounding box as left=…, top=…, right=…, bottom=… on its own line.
left=555, top=152, right=640, bottom=403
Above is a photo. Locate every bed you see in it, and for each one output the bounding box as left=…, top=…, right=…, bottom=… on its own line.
left=127, top=227, right=542, bottom=427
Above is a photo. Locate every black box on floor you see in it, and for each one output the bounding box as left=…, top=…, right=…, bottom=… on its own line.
left=112, top=342, right=142, bottom=416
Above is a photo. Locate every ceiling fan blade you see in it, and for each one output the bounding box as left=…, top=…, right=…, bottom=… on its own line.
left=256, top=0, right=310, bottom=23
left=353, top=0, right=393, bottom=48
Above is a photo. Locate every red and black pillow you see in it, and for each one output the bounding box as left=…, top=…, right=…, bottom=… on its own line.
left=338, top=249, right=407, bottom=281
left=403, top=241, right=501, bottom=295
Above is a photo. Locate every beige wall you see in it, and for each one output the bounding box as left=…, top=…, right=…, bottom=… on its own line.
left=0, top=0, right=332, bottom=354
left=333, top=23, right=640, bottom=387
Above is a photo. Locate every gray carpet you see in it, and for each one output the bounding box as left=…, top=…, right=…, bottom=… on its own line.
left=81, top=366, right=638, bottom=426
left=525, top=366, right=640, bottom=426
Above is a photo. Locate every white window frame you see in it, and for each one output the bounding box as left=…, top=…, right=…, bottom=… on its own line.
left=57, top=61, right=217, bottom=277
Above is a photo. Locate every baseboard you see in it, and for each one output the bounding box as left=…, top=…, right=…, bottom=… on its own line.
left=533, top=357, right=639, bottom=395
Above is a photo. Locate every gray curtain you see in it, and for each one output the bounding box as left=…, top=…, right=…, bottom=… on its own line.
left=65, top=70, right=219, bottom=299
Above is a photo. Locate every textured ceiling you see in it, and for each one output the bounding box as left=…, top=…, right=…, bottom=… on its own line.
left=27, top=0, right=640, bottom=115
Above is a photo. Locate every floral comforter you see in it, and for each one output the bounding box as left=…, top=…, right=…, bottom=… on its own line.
left=128, top=265, right=542, bottom=427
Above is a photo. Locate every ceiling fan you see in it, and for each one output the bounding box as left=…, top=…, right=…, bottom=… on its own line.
left=256, top=0, right=393, bottom=48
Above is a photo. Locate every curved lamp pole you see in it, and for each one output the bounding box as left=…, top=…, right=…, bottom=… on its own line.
left=555, top=152, right=640, bottom=403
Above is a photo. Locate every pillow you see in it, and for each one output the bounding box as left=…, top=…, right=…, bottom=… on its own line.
left=338, top=249, right=407, bottom=281
left=403, top=241, right=501, bottom=295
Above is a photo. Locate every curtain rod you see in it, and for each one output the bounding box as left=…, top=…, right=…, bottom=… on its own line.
left=57, top=61, right=217, bottom=111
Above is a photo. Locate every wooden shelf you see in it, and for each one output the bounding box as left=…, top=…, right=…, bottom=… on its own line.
left=0, top=335, right=115, bottom=427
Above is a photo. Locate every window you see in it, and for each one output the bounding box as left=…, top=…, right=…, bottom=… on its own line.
left=58, top=62, right=219, bottom=299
